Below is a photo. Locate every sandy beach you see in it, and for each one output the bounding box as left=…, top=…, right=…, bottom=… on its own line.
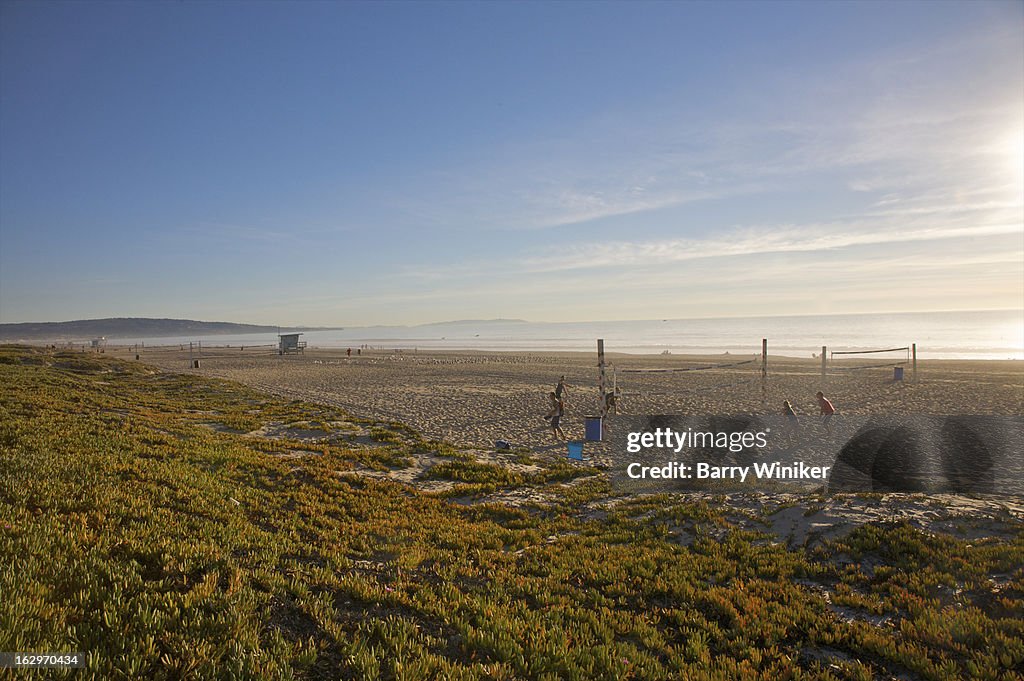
left=89, top=345, right=1024, bottom=544
left=126, top=346, right=1023, bottom=453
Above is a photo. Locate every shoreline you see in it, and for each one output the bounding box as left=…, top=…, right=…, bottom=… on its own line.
left=15, top=339, right=1024, bottom=363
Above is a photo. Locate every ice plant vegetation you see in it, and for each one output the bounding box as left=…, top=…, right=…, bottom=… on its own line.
left=0, top=346, right=1021, bottom=679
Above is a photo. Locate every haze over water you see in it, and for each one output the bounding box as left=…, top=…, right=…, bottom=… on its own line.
left=114, top=310, right=1023, bottom=361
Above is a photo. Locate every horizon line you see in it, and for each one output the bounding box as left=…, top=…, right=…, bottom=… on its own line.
left=1, top=307, right=1021, bottom=329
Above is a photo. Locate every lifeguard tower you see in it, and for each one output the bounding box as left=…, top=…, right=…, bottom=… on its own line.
left=278, top=333, right=306, bottom=355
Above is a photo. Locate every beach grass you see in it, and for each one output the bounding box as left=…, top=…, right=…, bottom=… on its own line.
left=1, top=345, right=1021, bottom=679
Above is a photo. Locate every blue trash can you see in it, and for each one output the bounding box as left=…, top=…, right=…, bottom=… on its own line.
left=893, top=367, right=904, bottom=381
left=585, top=416, right=603, bottom=441
left=567, top=441, right=585, bottom=460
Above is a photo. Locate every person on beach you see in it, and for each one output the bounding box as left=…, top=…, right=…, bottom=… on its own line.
left=546, top=391, right=565, bottom=440
left=604, top=391, right=618, bottom=415
left=783, top=399, right=798, bottom=425
left=544, top=391, right=558, bottom=421
left=817, top=391, right=835, bottom=431
left=555, top=376, right=568, bottom=402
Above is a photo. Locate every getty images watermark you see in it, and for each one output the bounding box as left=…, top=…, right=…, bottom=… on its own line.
left=605, top=415, right=1024, bottom=495
left=623, top=423, right=829, bottom=484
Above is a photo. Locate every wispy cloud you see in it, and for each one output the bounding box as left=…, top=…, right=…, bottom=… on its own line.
left=362, top=22, right=1024, bottom=322
left=397, top=82, right=1019, bottom=237
left=345, top=237, right=1023, bottom=325
left=523, top=222, right=1023, bottom=273
left=399, top=208, right=1021, bottom=281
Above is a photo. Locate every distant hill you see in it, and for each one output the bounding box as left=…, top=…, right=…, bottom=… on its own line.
left=415, top=319, right=528, bottom=327
left=0, top=318, right=333, bottom=340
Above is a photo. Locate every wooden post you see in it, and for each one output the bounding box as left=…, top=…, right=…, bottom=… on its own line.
left=912, top=343, right=917, bottom=382
left=761, top=338, right=768, bottom=404
left=597, top=339, right=606, bottom=417
left=821, top=346, right=827, bottom=380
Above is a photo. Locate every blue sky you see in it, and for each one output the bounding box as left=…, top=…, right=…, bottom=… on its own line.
left=1, top=0, right=1021, bottom=326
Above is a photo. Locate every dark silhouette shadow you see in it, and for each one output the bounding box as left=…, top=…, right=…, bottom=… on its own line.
left=829, top=417, right=996, bottom=493
left=940, top=417, right=995, bottom=494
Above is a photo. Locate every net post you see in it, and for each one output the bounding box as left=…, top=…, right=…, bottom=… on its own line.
left=912, top=343, right=917, bottom=382
left=761, top=338, right=767, bottom=403
left=821, top=345, right=827, bottom=380
left=597, top=339, right=606, bottom=417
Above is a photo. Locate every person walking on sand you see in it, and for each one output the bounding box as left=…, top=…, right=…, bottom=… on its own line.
left=817, top=391, right=835, bottom=431
left=555, top=376, right=568, bottom=402
left=544, top=391, right=558, bottom=421
left=546, top=392, right=565, bottom=441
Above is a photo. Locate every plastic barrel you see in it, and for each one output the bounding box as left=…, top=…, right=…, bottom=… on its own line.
left=893, top=367, right=904, bottom=381
left=567, top=441, right=585, bottom=460
left=585, top=416, right=603, bottom=441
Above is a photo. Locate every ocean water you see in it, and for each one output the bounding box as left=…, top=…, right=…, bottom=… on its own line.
left=111, top=310, right=1023, bottom=360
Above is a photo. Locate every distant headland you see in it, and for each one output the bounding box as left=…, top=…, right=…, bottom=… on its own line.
left=0, top=318, right=340, bottom=340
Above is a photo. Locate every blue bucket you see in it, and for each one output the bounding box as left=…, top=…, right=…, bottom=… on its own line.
left=585, top=416, right=603, bottom=441
left=567, top=441, right=585, bottom=460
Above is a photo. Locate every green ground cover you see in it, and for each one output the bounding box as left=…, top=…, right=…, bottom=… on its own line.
left=1, top=346, right=1021, bottom=679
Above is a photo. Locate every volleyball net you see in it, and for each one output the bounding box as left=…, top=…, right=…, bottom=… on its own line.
left=827, top=345, right=912, bottom=373
left=612, top=354, right=766, bottom=412
left=618, top=356, right=760, bottom=379
left=600, top=335, right=918, bottom=415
